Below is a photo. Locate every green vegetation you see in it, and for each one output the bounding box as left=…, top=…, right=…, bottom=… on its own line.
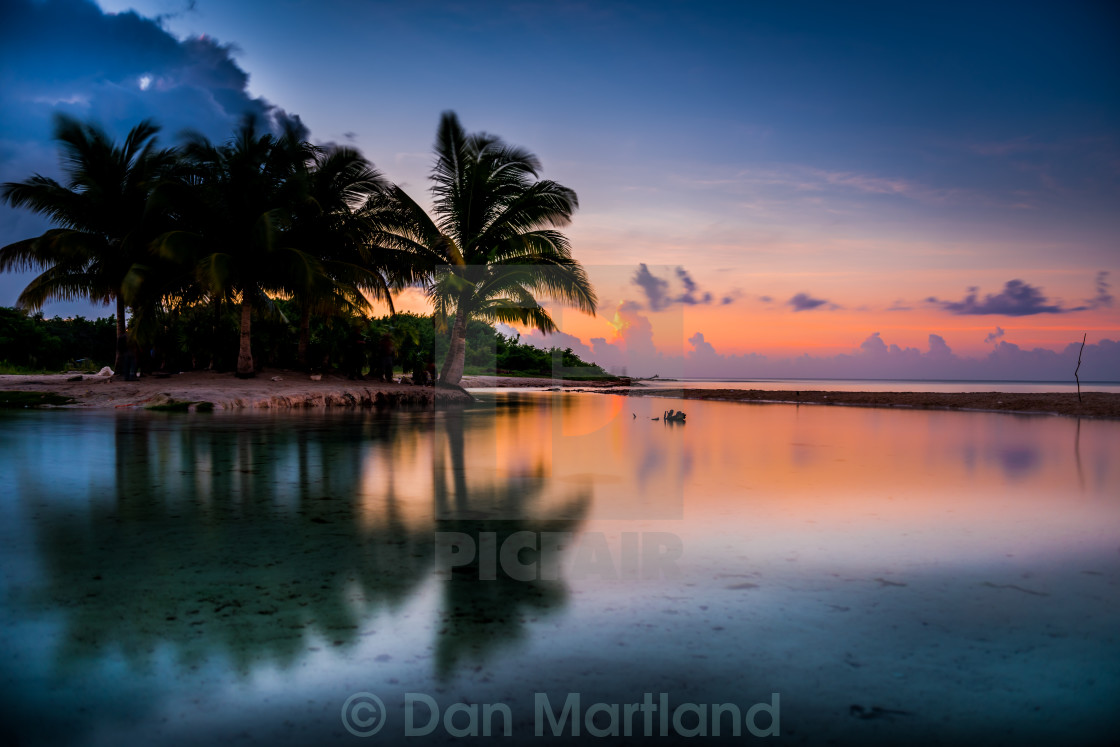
left=0, top=391, right=75, bottom=408
left=0, top=306, right=115, bottom=371
left=0, top=305, right=611, bottom=380
left=0, top=116, right=177, bottom=372
left=1, top=112, right=597, bottom=381
left=144, top=396, right=213, bottom=412
left=458, top=319, right=610, bottom=379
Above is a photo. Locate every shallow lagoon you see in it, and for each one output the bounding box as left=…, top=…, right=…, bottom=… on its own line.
left=1, top=393, right=1117, bottom=745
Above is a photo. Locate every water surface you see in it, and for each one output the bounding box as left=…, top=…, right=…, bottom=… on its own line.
left=633, top=377, right=1120, bottom=394
left=1, top=394, right=1117, bottom=745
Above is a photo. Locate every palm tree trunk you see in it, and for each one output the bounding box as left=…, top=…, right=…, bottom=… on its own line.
left=236, top=299, right=254, bottom=378
left=439, top=305, right=469, bottom=385
left=209, top=297, right=223, bottom=370
left=297, top=303, right=311, bottom=370
left=114, top=296, right=126, bottom=372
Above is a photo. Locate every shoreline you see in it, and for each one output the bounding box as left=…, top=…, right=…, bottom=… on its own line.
left=3, top=372, right=1118, bottom=418
left=571, top=386, right=1120, bottom=419
left=459, top=374, right=630, bottom=389
left=0, top=370, right=472, bottom=410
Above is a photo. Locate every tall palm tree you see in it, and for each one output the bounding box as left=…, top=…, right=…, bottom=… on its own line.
left=373, top=112, right=597, bottom=385
left=154, top=115, right=323, bottom=377
left=286, top=145, right=393, bottom=369
left=0, top=114, right=176, bottom=370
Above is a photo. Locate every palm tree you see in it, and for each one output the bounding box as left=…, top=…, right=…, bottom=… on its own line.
left=373, top=112, right=597, bottom=385
left=0, top=114, right=176, bottom=370
left=154, top=115, right=324, bottom=377
left=286, top=145, right=393, bottom=369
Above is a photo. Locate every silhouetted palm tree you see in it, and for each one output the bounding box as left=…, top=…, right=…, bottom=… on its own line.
left=287, top=145, right=393, bottom=368
left=373, top=112, right=597, bottom=385
left=154, top=115, right=324, bottom=377
left=0, top=114, right=176, bottom=369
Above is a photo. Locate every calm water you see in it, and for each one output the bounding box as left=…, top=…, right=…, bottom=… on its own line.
left=632, top=378, right=1120, bottom=394
left=1, top=394, right=1118, bottom=746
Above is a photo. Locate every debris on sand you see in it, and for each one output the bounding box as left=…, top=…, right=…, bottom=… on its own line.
left=849, top=705, right=913, bottom=721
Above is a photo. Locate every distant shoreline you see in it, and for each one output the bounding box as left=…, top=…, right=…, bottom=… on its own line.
left=459, top=374, right=630, bottom=389
left=573, top=386, right=1120, bottom=419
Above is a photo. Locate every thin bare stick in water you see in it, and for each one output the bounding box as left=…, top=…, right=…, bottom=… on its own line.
left=1074, top=333, right=1086, bottom=403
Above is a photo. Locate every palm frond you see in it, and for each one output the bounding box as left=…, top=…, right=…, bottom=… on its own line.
left=195, top=252, right=236, bottom=298
left=472, top=298, right=558, bottom=334
left=1, top=176, right=84, bottom=228
left=16, top=266, right=112, bottom=309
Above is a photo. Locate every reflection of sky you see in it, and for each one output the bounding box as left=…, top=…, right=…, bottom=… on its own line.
left=993, top=445, right=1040, bottom=479
left=1, top=401, right=1118, bottom=744
left=3, top=400, right=1116, bottom=563
left=0, top=414, right=116, bottom=502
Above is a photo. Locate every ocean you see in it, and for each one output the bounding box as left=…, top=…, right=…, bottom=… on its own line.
left=633, top=377, right=1120, bottom=394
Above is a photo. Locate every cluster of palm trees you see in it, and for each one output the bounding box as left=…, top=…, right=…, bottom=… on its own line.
left=0, top=111, right=597, bottom=383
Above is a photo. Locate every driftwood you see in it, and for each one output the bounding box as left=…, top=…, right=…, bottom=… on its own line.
left=1075, top=333, right=1086, bottom=404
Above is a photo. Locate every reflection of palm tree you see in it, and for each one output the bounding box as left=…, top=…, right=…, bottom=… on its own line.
left=433, top=507, right=588, bottom=678
left=0, top=114, right=175, bottom=370
left=32, top=413, right=435, bottom=673
left=373, top=112, right=597, bottom=385
left=27, top=407, right=590, bottom=680
left=432, top=403, right=591, bottom=677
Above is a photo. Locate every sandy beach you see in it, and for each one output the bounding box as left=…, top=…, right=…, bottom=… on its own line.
left=0, top=370, right=472, bottom=410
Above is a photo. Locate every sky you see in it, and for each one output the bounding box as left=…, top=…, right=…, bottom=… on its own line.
left=1, top=0, right=1118, bottom=379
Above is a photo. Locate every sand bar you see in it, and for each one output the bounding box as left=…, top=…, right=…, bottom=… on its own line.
left=0, top=371, right=471, bottom=410
left=576, top=386, right=1120, bottom=419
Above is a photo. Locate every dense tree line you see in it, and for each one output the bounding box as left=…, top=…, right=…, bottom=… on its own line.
left=0, top=307, right=115, bottom=372
left=0, top=111, right=597, bottom=383
left=0, top=305, right=608, bottom=379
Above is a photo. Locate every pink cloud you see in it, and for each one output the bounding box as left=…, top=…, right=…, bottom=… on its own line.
left=517, top=312, right=1120, bottom=381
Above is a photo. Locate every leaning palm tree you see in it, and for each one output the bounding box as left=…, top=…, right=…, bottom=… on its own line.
left=0, top=114, right=176, bottom=370
left=154, top=115, right=323, bottom=377
left=372, top=112, right=597, bottom=385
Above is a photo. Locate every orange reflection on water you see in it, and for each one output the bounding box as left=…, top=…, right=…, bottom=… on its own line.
left=439, top=392, right=1119, bottom=563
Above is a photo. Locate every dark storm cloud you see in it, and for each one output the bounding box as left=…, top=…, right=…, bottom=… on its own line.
left=629, top=264, right=724, bottom=311
left=0, top=0, right=303, bottom=152
left=631, top=264, right=672, bottom=311
left=787, top=292, right=829, bottom=311
left=627, top=264, right=721, bottom=311
left=1087, top=270, right=1113, bottom=309
left=984, top=326, right=1005, bottom=344
left=928, top=279, right=1075, bottom=316
left=673, top=267, right=713, bottom=305
left=0, top=0, right=309, bottom=312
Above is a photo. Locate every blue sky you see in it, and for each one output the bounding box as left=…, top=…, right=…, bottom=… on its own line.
left=2, top=0, right=1117, bottom=377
